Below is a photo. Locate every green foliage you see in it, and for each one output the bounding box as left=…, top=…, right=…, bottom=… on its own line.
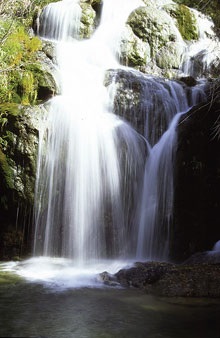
left=0, top=20, right=42, bottom=105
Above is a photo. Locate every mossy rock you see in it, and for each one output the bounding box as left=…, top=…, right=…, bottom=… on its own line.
left=0, top=103, right=38, bottom=203
left=0, top=14, right=57, bottom=106
left=156, top=41, right=184, bottom=69
left=0, top=102, right=41, bottom=258
left=164, top=4, right=199, bottom=41
left=173, top=0, right=220, bottom=35
left=120, top=25, right=150, bottom=68
left=127, top=5, right=181, bottom=59
left=26, top=63, right=56, bottom=102
left=0, top=149, right=14, bottom=191
left=80, top=2, right=96, bottom=38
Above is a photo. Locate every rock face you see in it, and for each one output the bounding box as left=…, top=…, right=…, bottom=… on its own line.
left=0, top=104, right=45, bottom=259
left=173, top=82, right=220, bottom=261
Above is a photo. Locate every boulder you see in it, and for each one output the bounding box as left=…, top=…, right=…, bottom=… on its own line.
left=125, top=3, right=185, bottom=75
left=111, top=260, right=220, bottom=297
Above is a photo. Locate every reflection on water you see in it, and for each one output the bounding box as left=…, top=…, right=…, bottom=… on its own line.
left=0, top=261, right=220, bottom=338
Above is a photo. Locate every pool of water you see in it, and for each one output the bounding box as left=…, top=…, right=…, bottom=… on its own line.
left=0, top=259, right=220, bottom=338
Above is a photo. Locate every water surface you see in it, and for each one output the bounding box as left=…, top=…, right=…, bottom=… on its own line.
left=0, top=262, right=219, bottom=338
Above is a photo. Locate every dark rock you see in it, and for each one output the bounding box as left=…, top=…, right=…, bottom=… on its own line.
left=179, top=76, right=197, bottom=87
left=112, top=259, right=220, bottom=297
left=98, top=271, right=120, bottom=287
left=115, top=261, right=175, bottom=288
left=172, top=80, right=220, bottom=262
left=148, top=264, right=220, bottom=297
left=182, top=251, right=220, bottom=265
left=0, top=104, right=44, bottom=259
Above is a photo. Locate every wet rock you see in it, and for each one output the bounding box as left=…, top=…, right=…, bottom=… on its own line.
left=0, top=104, right=45, bottom=259
left=183, top=251, right=220, bottom=265
left=113, top=260, right=220, bottom=297
left=149, top=263, right=220, bottom=297
left=115, top=262, right=175, bottom=288
left=79, top=2, right=96, bottom=38
left=179, top=76, right=197, bottom=86
left=127, top=4, right=184, bottom=69
left=173, top=80, right=220, bottom=261
left=98, top=271, right=120, bottom=287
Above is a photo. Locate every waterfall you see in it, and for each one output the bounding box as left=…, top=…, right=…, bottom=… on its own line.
left=38, top=0, right=82, bottom=41
left=136, top=77, right=207, bottom=260
left=33, top=0, right=210, bottom=266
left=34, top=0, right=146, bottom=263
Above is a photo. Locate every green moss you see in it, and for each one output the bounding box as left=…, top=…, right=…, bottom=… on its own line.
left=0, top=104, right=20, bottom=151
left=173, top=0, right=220, bottom=36
left=169, top=5, right=199, bottom=41
left=0, top=270, right=22, bottom=286
left=0, top=149, right=14, bottom=190
left=27, top=63, right=55, bottom=98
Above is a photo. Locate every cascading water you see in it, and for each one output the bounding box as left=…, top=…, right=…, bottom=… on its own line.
left=136, top=77, right=207, bottom=260
left=34, top=0, right=146, bottom=264
left=32, top=0, right=211, bottom=273
left=181, top=9, right=220, bottom=78
left=1, top=0, right=216, bottom=289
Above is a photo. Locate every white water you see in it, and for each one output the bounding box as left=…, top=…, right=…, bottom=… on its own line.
left=1, top=257, right=134, bottom=290
left=38, top=0, right=82, bottom=40
left=33, top=0, right=209, bottom=268
left=2, top=0, right=213, bottom=288
left=181, top=9, right=220, bottom=78
left=34, top=0, right=146, bottom=264
left=136, top=80, right=206, bottom=260
left=137, top=113, right=181, bottom=260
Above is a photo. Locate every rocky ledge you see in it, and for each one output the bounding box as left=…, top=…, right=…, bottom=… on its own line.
left=100, top=252, right=220, bottom=297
